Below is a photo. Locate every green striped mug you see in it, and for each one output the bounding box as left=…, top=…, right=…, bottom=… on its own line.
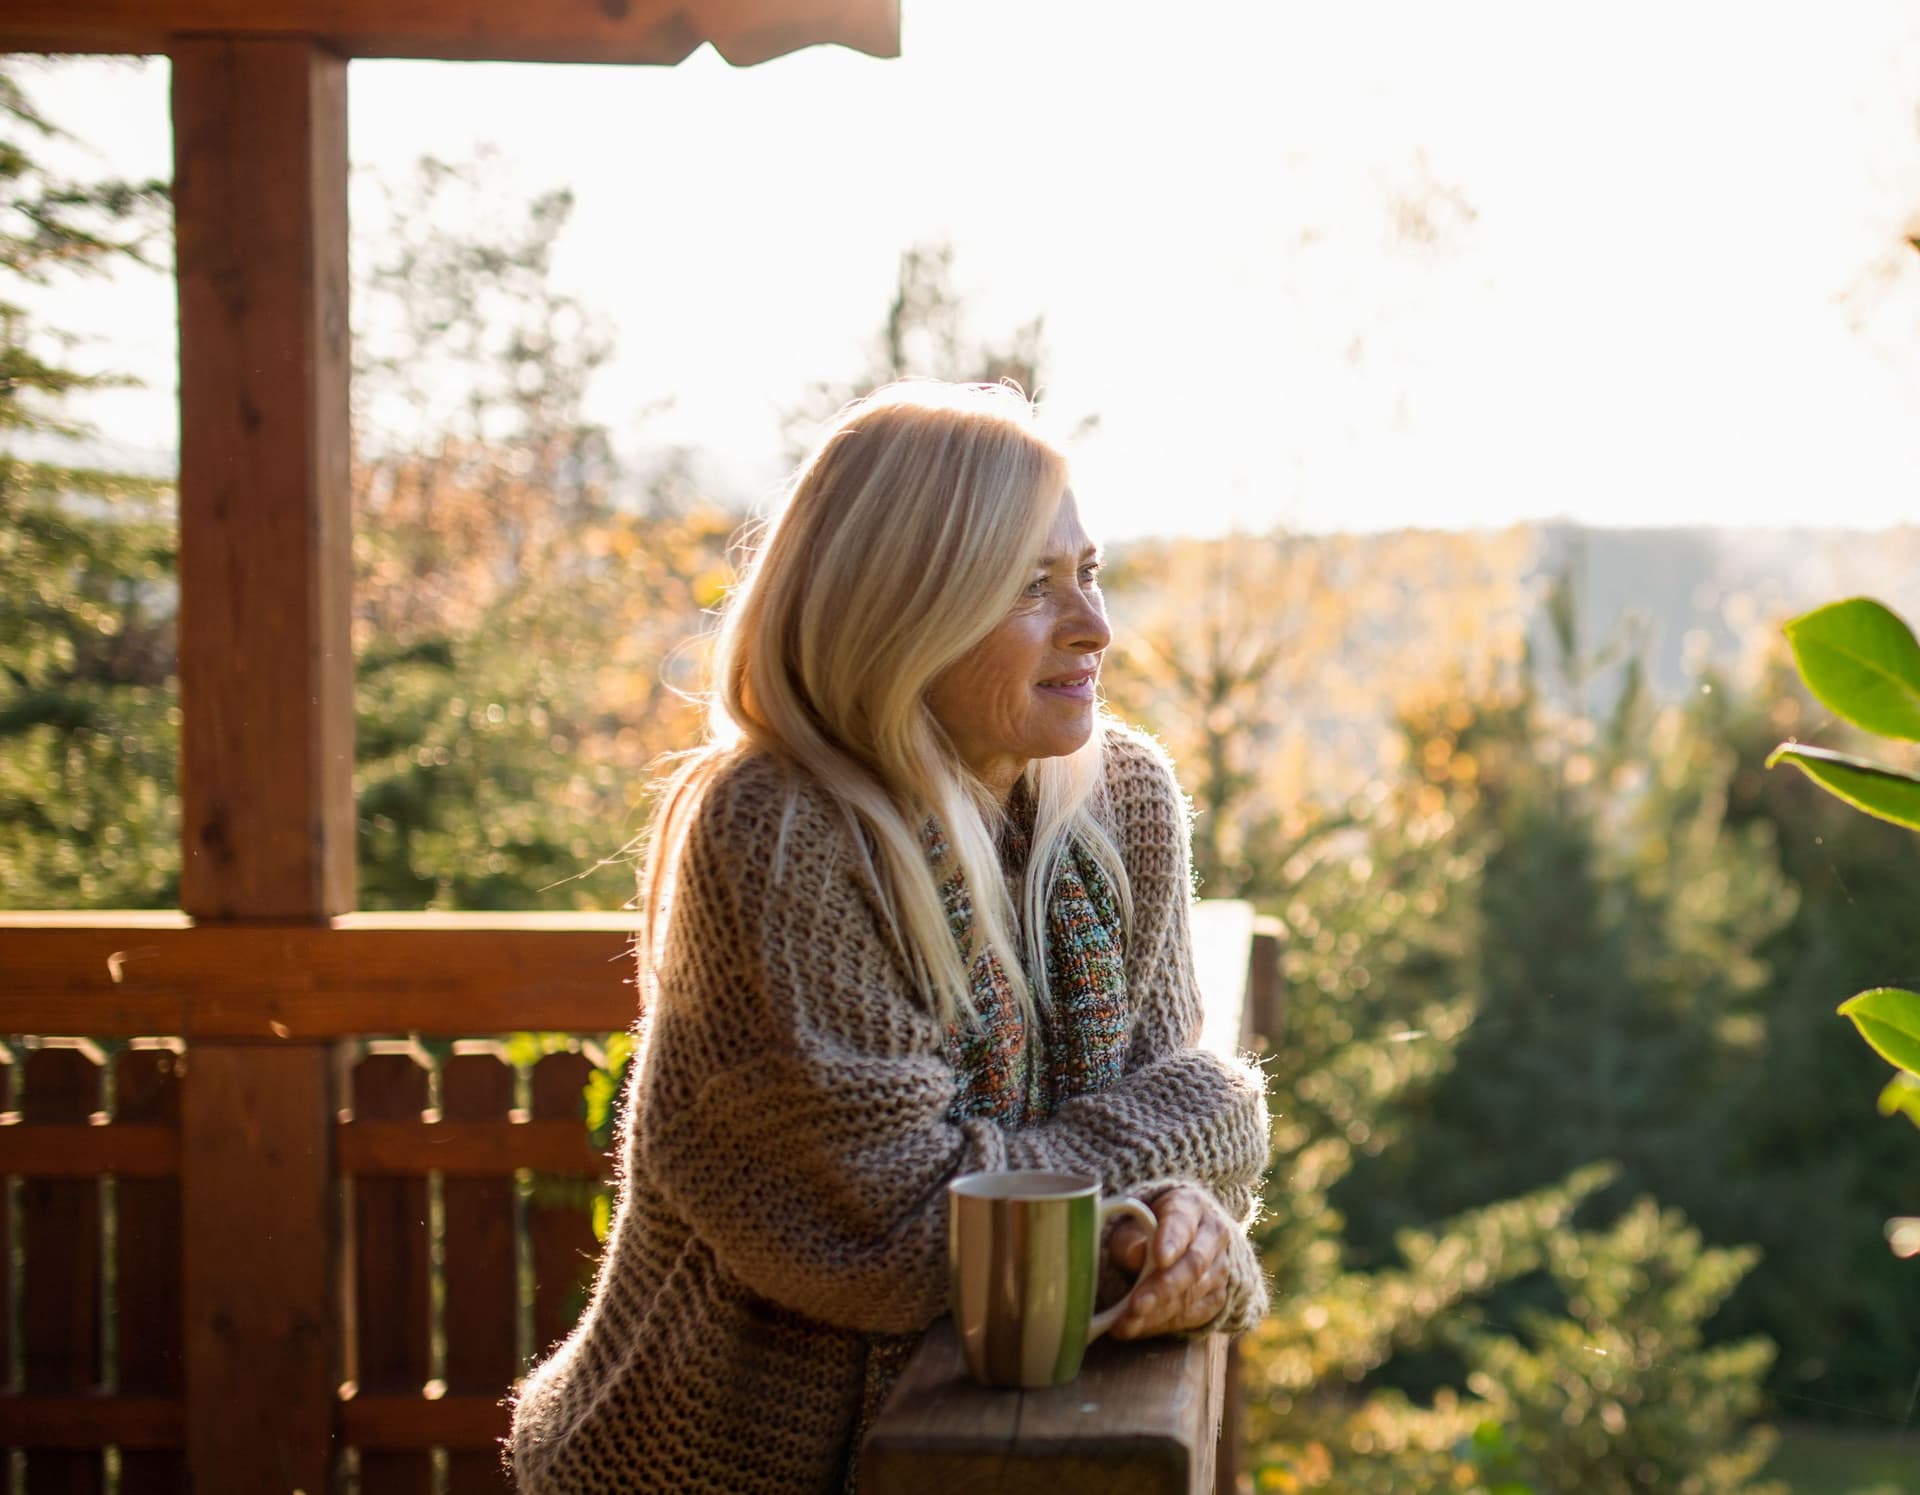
left=947, top=1169, right=1158, bottom=1388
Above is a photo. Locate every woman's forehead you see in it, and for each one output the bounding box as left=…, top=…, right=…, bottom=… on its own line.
left=1041, top=489, right=1099, bottom=558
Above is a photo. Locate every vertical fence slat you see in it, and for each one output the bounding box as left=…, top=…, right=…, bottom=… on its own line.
left=527, top=1053, right=601, bottom=1362
left=21, top=1047, right=104, bottom=1495
left=442, top=1049, right=517, bottom=1492
left=0, top=1047, right=13, bottom=1396
left=1247, top=922, right=1285, bottom=1045
left=113, top=1046, right=188, bottom=1495
left=351, top=1051, right=433, bottom=1495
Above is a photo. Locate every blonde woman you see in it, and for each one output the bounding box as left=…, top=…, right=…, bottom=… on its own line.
left=508, top=381, right=1272, bottom=1494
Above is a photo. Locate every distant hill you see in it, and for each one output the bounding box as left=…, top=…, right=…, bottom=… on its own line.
left=1524, top=521, right=1920, bottom=709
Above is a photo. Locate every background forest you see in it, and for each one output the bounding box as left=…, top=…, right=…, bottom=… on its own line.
left=3, top=56, right=1917, bottom=1495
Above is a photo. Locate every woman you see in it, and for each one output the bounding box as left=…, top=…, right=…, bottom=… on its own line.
left=508, top=381, right=1272, bottom=1494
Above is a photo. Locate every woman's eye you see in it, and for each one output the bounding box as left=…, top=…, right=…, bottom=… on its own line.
left=1080, top=563, right=1102, bottom=586
left=1024, top=576, right=1049, bottom=597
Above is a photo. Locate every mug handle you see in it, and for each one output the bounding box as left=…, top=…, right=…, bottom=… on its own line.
left=1086, top=1196, right=1160, bottom=1345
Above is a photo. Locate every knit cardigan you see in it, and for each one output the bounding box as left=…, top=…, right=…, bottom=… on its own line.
left=507, top=725, right=1274, bottom=1494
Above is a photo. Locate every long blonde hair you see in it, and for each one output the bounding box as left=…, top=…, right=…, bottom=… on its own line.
left=640, top=380, right=1131, bottom=1039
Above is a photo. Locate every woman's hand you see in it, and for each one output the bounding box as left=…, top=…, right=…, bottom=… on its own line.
left=1104, top=1185, right=1232, bottom=1339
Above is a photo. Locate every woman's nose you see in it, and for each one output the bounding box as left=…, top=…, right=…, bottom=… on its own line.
left=1059, top=589, right=1112, bottom=656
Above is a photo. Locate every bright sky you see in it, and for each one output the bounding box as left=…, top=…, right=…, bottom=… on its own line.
left=18, top=1, right=1920, bottom=538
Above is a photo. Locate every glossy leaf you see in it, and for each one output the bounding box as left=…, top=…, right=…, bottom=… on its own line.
left=1782, top=597, right=1920, bottom=740
left=1764, top=744, right=1920, bottom=832
left=1876, top=1073, right=1920, bottom=1130
left=1839, top=987, right=1920, bottom=1078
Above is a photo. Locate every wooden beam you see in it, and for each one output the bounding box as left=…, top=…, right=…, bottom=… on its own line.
left=0, top=1124, right=180, bottom=1178
left=0, top=1120, right=607, bottom=1179
left=0, top=915, right=641, bottom=1036
left=339, top=1392, right=510, bottom=1449
left=181, top=1043, right=339, bottom=1489
left=0, top=0, right=899, bottom=65
left=0, top=1395, right=185, bottom=1450
left=172, top=40, right=349, bottom=1493
left=861, top=1318, right=1225, bottom=1494
left=176, top=36, right=354, bottom=921
left=337, top=1119, right=609, bottom=1176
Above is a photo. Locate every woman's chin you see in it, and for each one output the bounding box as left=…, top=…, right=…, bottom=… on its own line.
left=1027, top=717, right=1096, bottom=764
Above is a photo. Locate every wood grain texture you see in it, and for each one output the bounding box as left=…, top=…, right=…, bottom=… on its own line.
left=1247, top=924, right=1285, bottom=1046
left=0, top=1125, right=180, bottom=1178
left=174, top=37, right=353, bottom=920
left=0, top=0, right=898, bottom=65
left=336, top=1392, right=510, bottom=1448
left=440, top=1051, right=519, bottom=1492
left=860, top=1317, right=1225, bottom=1495
left=0, top=916, right=642, bottom=1037
left=180, top=1044, right=338, bottom=1494
left=1214, top=1338, right=1241, bottom=1495
left=0, top=1054, right=12, bottom=1405
left=349, top=1052, right=433, bottom=1495
left=0, top=1117, right=606, bottom=1178
left=20, top=1049, right=104, bottom=1494
left=526, top=1052, right=601, bottom=1362
left=0, top=1398, right=183, bottom=1450
left=338, top=1118, right=609, bottom=1177
left=110, top=1049, right=189, bottom=1494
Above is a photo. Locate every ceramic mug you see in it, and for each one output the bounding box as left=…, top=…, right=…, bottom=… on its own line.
left=947, top=1169, right=1158, bottom=1388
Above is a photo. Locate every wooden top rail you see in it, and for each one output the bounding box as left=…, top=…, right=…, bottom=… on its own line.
left=0, top=0, right=900, bottom=67
left=860, top=1316, right=1226, bottom=1495
left=0, top=901, right=1273, bottom=1044
left=0, top=912, right=643, bottom=1037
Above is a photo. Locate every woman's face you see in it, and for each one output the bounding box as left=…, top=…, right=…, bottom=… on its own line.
left=927, top=490, right=1111, bottom=799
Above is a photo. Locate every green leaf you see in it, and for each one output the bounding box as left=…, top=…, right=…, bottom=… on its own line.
left=1782, top=597, right=1920, bottom=740
left=1764, top=744, right=1920, bottom=832
left=1839, top=987, right=1920, bottom=1077
left=1877, top=1073, right=1920, bottom=1130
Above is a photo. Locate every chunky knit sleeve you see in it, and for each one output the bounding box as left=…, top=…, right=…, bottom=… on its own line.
left=634, top=745, right=1269, bottom=1341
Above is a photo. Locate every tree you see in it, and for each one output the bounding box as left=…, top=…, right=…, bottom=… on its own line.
left=1235, top=728, right=1782, bottom=1492
left=0, top=58, right=177, bottom=910
left=348, top=153, right=736, bottom=912
left=1098, top=526, right=1533, bottom=899
left=779, top=241, right=1083, bottom=461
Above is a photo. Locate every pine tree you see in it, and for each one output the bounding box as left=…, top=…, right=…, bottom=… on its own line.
left=0, top=59, right=177, bottom=909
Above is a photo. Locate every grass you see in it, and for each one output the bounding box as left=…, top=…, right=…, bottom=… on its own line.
left=1766, top=1424, right=1917, bottom=1495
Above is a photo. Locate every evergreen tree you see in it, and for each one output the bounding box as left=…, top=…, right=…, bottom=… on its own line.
left=0, top=59, right=176, bottom=909
left=1691, top=655, right=1920, bottom=1425
left=348, top=154, right=739, bottom=912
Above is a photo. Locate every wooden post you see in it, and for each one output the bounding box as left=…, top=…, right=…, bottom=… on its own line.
left=175, top=38, right=354, bottom=921
left=172, top=37, right=352, bottom=1493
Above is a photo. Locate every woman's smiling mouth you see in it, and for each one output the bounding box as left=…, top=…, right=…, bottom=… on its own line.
left=1036, top=669, right=1097, bottom=700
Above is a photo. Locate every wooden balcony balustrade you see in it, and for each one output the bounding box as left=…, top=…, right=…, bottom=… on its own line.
left=0, top=912, right=1280, bottom=1493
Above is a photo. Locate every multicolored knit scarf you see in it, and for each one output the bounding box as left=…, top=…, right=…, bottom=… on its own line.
left=928, top=791, right=1130, bottom=1127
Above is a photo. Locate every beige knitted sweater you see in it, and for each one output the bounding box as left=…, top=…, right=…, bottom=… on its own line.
left=507, top=726, right=1274, bottom=1494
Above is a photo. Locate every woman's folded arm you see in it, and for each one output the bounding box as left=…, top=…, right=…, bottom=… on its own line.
left=634, top=754, right=1271, bottom=1339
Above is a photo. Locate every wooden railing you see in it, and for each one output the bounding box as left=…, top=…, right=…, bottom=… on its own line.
left=0, top=912, right=640, bottom=1492
left=0, top=910, right=1280, bottom=1492
left=862, top=1319, right=1228, bottom=1494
